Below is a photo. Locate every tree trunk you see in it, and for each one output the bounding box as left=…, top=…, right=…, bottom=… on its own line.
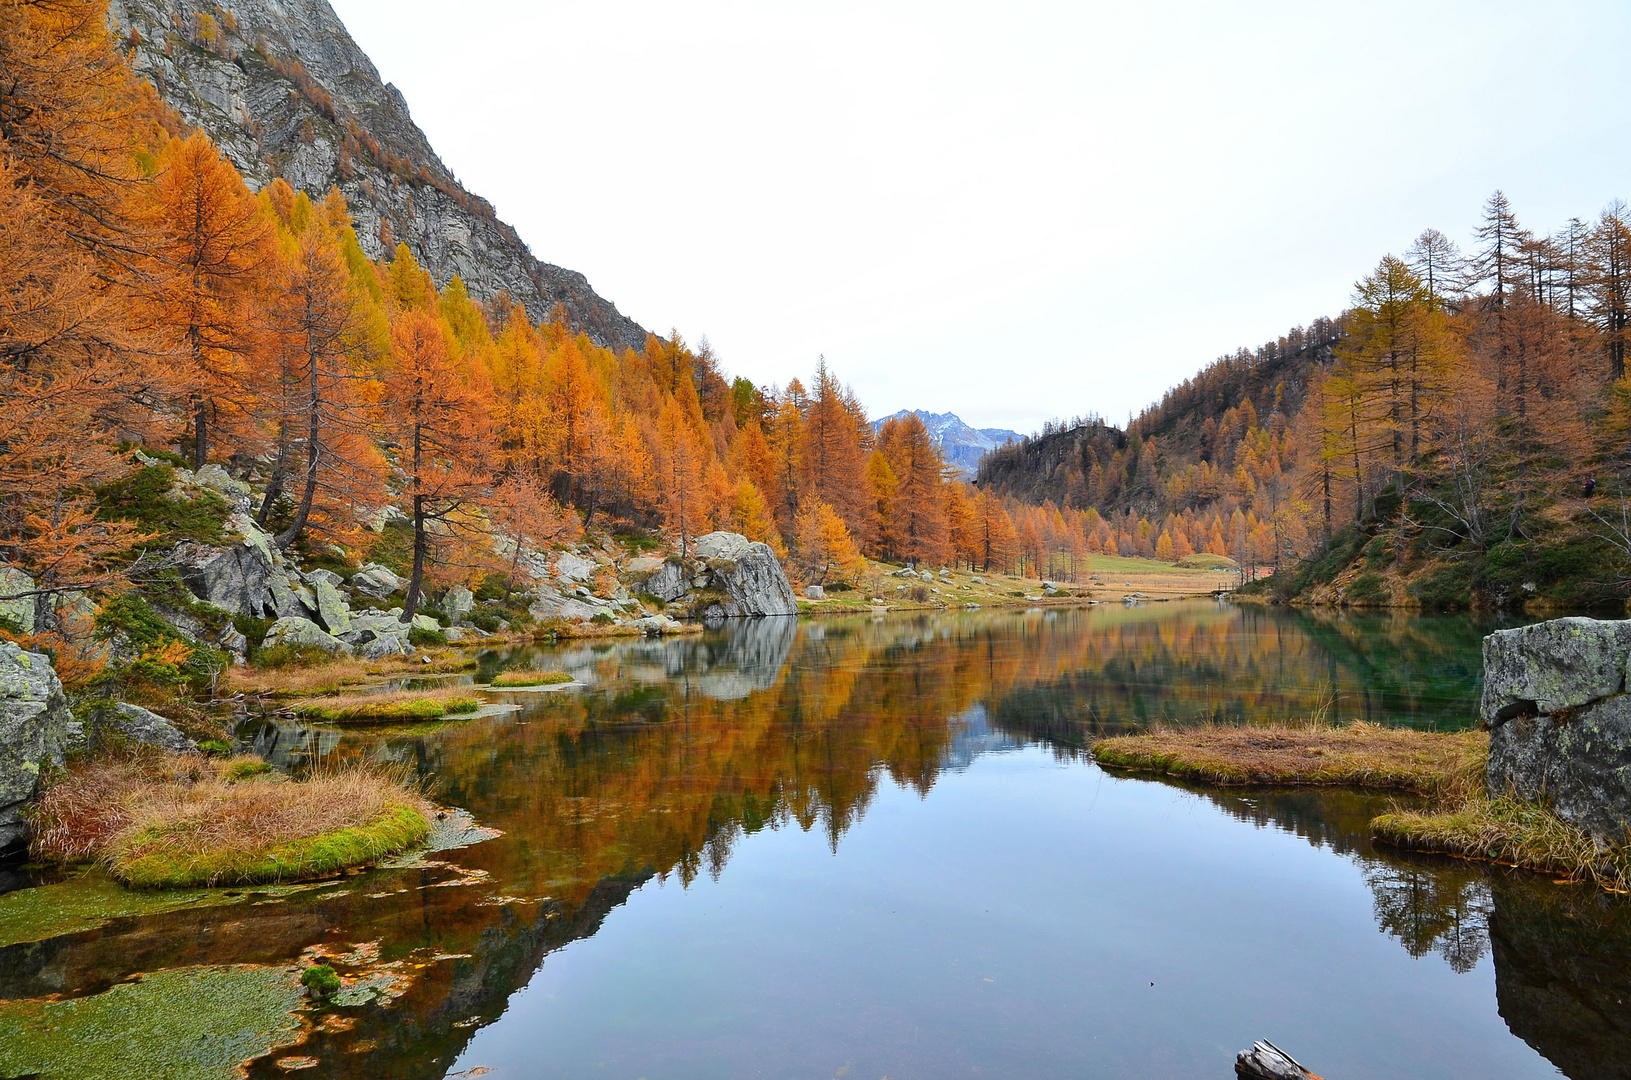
left=402, top=493, right=428, bottom=622
left=193, top=398, right=208, bottom=470
left=275, top=349, right=321, bottom=549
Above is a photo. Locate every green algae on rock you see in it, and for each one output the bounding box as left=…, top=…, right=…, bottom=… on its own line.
left=0, top=964, right=308, bottom=1080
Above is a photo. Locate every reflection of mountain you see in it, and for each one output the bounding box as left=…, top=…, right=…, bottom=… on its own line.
left=942, top=704, right=1020, bottom=772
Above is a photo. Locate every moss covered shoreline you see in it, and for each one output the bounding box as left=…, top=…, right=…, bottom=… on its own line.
left=1092, top=722, right=1631, bottom=893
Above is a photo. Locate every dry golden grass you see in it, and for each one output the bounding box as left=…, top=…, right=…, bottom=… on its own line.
left=1091, top=721, right=1487, bottom=799
left=227, top=651, right=476, bottom=697
left=32, top=749, right=432, bottom=887
left=289, top=685, right=481, bottom=722
left=489, top=670, right=573, bottom=687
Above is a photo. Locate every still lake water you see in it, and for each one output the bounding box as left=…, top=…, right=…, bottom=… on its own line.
left=7, top=601, right=1631, bottom=1079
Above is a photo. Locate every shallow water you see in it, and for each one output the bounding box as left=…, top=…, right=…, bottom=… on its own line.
left=5, top=601, right=1627, bottom=1079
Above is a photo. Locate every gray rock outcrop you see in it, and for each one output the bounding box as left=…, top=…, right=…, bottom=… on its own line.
left=261, top=616, right=351, bottom=656
left=692, top=533, right=798, bottom=617
left=350, top=563, right=404, bottom=599
left=630, top=534, right=796, bottom=618
left=109, top=703, right=197, bottom=754
left=1484, top=617, right=1631, bottom=843
left=0, top=643, right=73, bottom=851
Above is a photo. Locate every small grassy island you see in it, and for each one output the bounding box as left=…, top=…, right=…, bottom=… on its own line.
left=1092, top=722, right=1631, bottom=893
left=31, top=751, right=432, bottom=889
left=489, top=670, right=575, bottom=687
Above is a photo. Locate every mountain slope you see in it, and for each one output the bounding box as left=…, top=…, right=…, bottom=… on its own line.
left=108, top=0, right=648, bottom=349
left=872, top=410, right=1022, bottom=478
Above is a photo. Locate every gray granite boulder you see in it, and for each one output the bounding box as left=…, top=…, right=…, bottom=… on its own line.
left=109, top=703, right=197, bottom=754
left=265, top=568, right=316, bottom=622
left=1481, top=617, right=1631, bottom=724
left=349, top=563, right=404, bottom=599
left=0, top=643, right=72, bottom=851
left=1483, top=617, right=1631, bottom=843
left=193, top=464, right=252, bottom=505
left=339, top=612, right=411, bottom=657
left=554, top=552, right=598, bottom=583
left=309, top=577, right=352, bottom=637
left=261, top=616, right=351, bottom=656
left=692, top=532, right=797, bottom=617
left=444, top=585, right=475, bottom=625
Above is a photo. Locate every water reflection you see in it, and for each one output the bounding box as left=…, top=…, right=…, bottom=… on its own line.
left=2, top=603, right=1622, bottom=1079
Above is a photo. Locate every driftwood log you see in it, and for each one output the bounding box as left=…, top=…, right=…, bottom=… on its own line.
left=1235, top=1040, right=1325, bottom=1080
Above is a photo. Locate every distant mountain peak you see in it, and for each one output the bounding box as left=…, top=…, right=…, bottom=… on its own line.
left=873, top=409, right=1022, bottom=478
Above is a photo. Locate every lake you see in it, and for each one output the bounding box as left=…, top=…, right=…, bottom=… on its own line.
left=3, top=601, right=1626, bottom=1079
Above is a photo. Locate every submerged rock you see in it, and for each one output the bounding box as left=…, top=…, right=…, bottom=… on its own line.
left=0, top=643, right=72, bottom=851
left=1484, top=616, right=1631, bottom=843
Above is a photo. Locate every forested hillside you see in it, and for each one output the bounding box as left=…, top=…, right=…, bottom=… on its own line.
left=981, top=199, right=1631, bottom=610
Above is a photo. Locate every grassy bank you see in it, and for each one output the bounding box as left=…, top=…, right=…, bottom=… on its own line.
left=289, top=685, right=481, bottom=722
left=32, top=751, right=432, bottom=888
left=1092, top=722, right=1631, bottom=892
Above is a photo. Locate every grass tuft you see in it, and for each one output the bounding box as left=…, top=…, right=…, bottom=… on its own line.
left=289, top=685, right=481, bottom=722
left=1094, top=720, right=1631, bottom=892
left=1090, top=721, right=1485, bottom=800
left=489, top=670, right=573, bottom=688
left=31, top=750, right=432, bottom=889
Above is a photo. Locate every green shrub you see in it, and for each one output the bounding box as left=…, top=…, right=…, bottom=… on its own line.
left=1408, top=555, right=1481, bottom=610
left=233, top=615, right=274, bottom=654
left=95, top=595, right=227, bottom=693
left=407, top=626, right=446, bottom=647
left=591, top=611, right=615, bottom=625
left=197, top=739, right=232, bottom=756
left=1345, top=573, right=1388, bottom=606
left=94, top=466, right=229, bottom=546
left=301, top=965, right=341, bottom=996
left=469, top=611, right=502, bottom=632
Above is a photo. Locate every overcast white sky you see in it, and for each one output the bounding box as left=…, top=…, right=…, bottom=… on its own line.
left=330, top=0, right=1631, bottom=434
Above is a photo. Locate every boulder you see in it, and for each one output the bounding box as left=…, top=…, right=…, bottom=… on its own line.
left=637, top=560, right=690, bottom=604
left=305, top=568, right=344, bottom=588
left=109, top=703, right=197, bottom=754
left=309, top=577, right=352, bottom=637
left=350, top=563, right=404, bottom=599
left=919, top=570, right=936, bottom=583
left=265, top=569, right=317, bottom=622
left=530, top=585, right=604, bottom=622
left=805, top=585, right=826, bottom=600
left=1483, top=617, right=1631, bottom=843
left=0, top=643, right=72, bottom=851
left=554, top=552, right=598, bottom=583
left=1481, top=618, right=1631, bottom=723
left=178, top=540, right=272, bottom=619
left=261, top=617, right=351, bottom=656
left=690, top=532, right=798, bottom=617
left=0, top=566, right=37, bottom=634
left=444, top=585, right=475, bottom=625
left=341, top=612, right=412, bottom=658
left=624, top=556, right=665, bottom=574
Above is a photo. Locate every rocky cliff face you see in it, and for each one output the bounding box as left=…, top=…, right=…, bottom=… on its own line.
left=108, top=0, right=648, bottom=349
